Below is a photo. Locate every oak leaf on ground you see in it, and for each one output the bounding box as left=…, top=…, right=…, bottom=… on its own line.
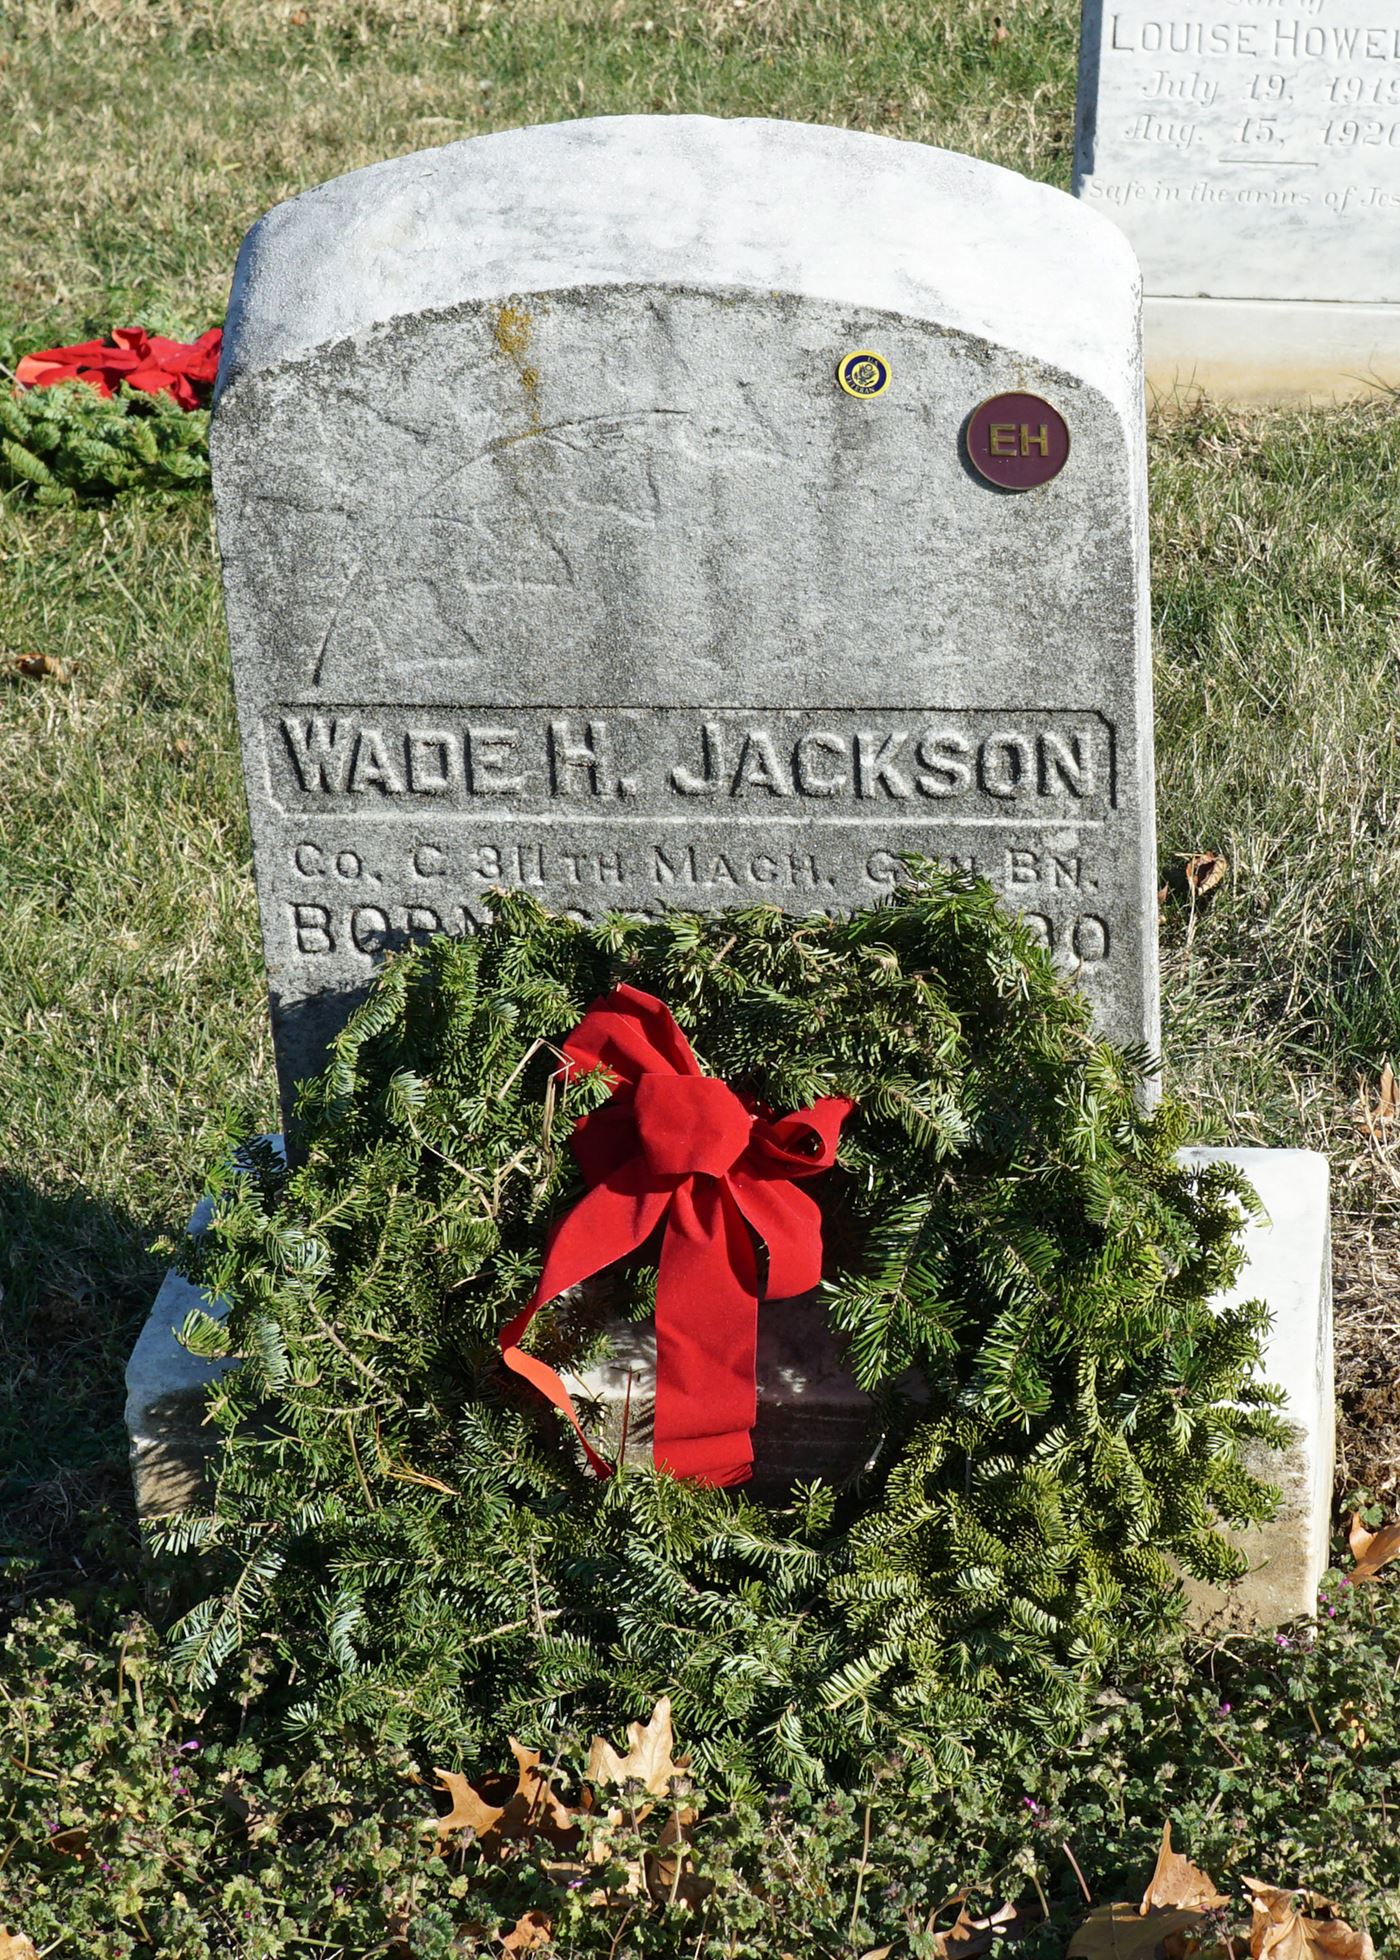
left=1067, top=1901, right=1218, bottom=1960
left=11, top=652, right=73, bottom=682
left=0, top=1932, right=39, bottom=1960
left=644, top=1802, right=711, bottom=1907
left=1244, top=1882, right=1374, bottom=1960
left=586, top=1696, right=690, bottom=1797
left=1140, top=1822, right=1230, bottom=1915
left=433, top=1739, right=576, bottom=1850
left=48, top=1826, right=93, bottom=1864
left=433, top=1768, right=506, bottom=1842
left=932, top=1897, right=1029, bottom=1958
left=539, top=1854, right=611, bottom=1908
left=502, top=1909, right=554, bottom=1953
left=1348, top=1512, right=1400, bottom=1584
left=1182, top=852, right=1228, bottom=900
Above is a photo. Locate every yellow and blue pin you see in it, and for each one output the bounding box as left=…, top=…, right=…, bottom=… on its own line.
left=836, top=350, right=890, bottom=400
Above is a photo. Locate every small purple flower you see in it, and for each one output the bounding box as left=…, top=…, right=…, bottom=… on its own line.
left=180, top=1738, right=201, bottom=1752
left=1218, top=1702, right=1232, bottom=1716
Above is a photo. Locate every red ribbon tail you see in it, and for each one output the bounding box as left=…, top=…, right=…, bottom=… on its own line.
left=500, top=1177, right=670, bottom=1480
left=501, top=1343, right=615, bottom=1481
left=653, top=1180, right=761, bottom=1487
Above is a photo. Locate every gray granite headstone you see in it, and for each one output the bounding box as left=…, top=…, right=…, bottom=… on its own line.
left=212, top=114, right=1158, bottom=1129
left=1075, top=0, right=1400, bottom=400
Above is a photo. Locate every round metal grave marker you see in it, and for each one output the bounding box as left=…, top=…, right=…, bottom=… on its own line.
left=965, top=392, right=1069, bottom=490
left=836, top=350, right=891, bottom=399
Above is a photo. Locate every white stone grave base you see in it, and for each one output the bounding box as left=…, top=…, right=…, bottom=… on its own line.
left=1145, top=297, right=1400, bottom=406
left=1175, top=1148, right=1334, bottom=1631
left=127, top=1146, right=1333, bottom=1630
left=125, top=1189, right=242, bottom=1519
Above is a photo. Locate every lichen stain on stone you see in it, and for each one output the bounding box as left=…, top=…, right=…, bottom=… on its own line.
left=490, top=300, right=543, bottom=433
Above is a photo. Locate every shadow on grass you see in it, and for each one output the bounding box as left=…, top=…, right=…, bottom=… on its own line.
left=0, top=1172, right=161, bottom=1612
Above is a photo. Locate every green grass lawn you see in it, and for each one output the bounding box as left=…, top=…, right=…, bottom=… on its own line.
left=1, top=0, right=1398, bottom=1593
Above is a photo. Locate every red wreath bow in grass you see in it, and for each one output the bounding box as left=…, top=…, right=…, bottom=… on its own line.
left=500, top=985, right=853, bottom=1487
left=15, top=327, right=222, bottom=410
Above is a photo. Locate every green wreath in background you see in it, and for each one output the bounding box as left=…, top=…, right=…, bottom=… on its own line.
left=165, top=866, right=1286, bottom=1789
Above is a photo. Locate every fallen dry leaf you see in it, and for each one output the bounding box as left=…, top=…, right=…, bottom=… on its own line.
left=1244, top=1880, right=1374, bottom=1960
left=502, top=1909, right=554, bottom=1954
left=644, top=1803, right=711, bottom=1907
left=1183, top=852, right=1228, bottom=899
left=540, top=1854, right=610, bottom=1908
left=48, top=1826, right=93, bottom=1864
left=574, top=1797, right=652, bottom=1900
left=932, top=1897, right=1030, bottom=1959
left=0, top=1932, right=39, bottom=1960
left=991, top=14, right=1010, bottom=41
left=433, top=1739, right=576, bottom=1849
left=586, top=1697, right=690, bottom=1797
left=1068, top=1902, right=1215, bottom=1960
left=11, top=652, right=73, bottom=682
left=1140, top=1822, right=1230, bottom=1915
left=860, top=1948, right=894, bottom=1960
left=433, top=1767, right=507, bottom=1841
left=1378, top=1062, right=1396, bottom=1122
left=509, top=1741, right=576, bottom=1838
left=1348, top=1511, right=1400, bottom=1583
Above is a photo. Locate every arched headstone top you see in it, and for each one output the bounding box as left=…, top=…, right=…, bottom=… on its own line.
left=219, top=116, right=1142, bottom=414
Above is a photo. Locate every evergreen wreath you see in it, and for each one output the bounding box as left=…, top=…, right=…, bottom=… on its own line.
left=0, top=381, right=210, bottom=505
left=163, top=868, right=1287, bottom=1789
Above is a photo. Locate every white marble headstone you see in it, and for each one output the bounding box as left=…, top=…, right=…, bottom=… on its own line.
left=212, top=116, right=1159, bottom=1128
left=1076, top=0, right=1400, bottom=400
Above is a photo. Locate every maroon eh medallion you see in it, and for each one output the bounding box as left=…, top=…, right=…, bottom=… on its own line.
left=965, top=393, right=1070, bottom=491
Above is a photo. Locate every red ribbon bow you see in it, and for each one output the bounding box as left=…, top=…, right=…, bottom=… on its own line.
left=500, top=985, right=853, bottom=1487
left=15, top=327, right=222, bottom=410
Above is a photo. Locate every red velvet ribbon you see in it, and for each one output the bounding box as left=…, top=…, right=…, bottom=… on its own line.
left=15, top=328, right=222, bottom=411
left=500, top=985, right=853, bottom=1487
